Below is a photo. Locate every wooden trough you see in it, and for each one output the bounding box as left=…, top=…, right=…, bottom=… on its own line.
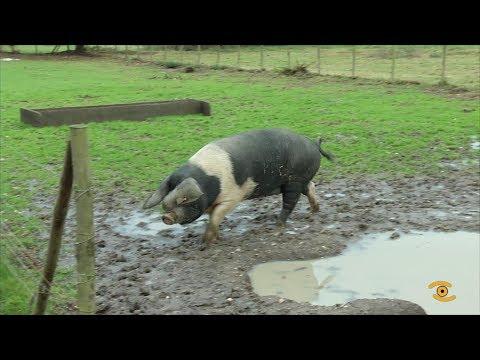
left=20, top=99, right=211, bottom=127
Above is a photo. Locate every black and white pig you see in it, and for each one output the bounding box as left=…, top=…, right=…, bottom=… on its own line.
left=143, top=128, right=334, bottom=246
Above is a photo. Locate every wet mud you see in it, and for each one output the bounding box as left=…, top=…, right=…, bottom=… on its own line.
left=34, top=174, right=479, bottom=314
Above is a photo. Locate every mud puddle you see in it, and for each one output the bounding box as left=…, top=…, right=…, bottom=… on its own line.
left=249, top=231, right=480, bottom=315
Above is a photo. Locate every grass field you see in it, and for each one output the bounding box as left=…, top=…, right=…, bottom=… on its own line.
left=0, top=55, right=479, bottom=314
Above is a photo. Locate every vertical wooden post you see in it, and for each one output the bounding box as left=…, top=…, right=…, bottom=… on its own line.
left=33, top=142, right=73, bottom=315
left=316, top=46, right=321, bottom=74
left=440, top=45, right=447, bottom=84
left=260, top=45, right=264, bottom=70
left=352, top=45, right=356, bottom=77
left=179, top=45, right=184, bottom=63
left=70, top=125, right=95, bottom=315
left=196, top=45, right=201, bottom=65
left=237, top=45, right=241, bottom=67
left=390, top=45, right=396, bottom=81
left=287, top=49, right=291, bottom=68
left=216, top=46, right=220, bottom=66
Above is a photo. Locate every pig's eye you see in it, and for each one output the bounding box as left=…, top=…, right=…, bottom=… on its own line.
left=176, top=196, right=188, bottom=205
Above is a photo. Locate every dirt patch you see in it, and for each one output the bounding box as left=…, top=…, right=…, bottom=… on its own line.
left=28, top=172, right=478, bottom=315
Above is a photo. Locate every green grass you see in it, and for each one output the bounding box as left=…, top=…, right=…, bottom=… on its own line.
left=1, top=56, right=479, bottom=314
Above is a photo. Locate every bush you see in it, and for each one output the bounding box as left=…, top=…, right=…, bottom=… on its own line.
left=279, top=64, right=310, bottom=76
left=156, top=61, right=182, bottom=69
left=210, top=64, right=229, bottom=70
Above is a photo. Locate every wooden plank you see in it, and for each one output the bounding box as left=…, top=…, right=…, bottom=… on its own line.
left=20, top=99, right=211, bottom=127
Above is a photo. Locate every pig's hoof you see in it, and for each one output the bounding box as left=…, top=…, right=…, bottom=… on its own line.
left=310, top=204, right=319, bottom=213
left=273, top=224, right=285, bottom=236
left=202, top=233, right=218, bottom=248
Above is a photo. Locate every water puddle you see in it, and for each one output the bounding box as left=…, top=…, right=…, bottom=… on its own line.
left=249, top=231, right=480, bottom=314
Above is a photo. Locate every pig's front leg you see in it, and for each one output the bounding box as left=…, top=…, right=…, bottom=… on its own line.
left=201, top=201, right=238, bottom=248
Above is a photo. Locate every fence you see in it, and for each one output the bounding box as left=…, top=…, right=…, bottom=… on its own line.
left=2, top=45, right=479, bottom=90
left=0, top=100, right=210, bottom=315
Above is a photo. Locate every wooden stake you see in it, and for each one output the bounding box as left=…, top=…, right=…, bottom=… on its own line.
left=33, top=142, right=73, bottom=315
left=390, top=45, right=396, bottom=81
left=237, top=45, right=241, bottom=67
left=260, top=46, right=264, bottom=69
left=352, top=45, right=356, bottom=77
left=70, top=125, right=95, bottom=315
left=196, top=45, right=201, bottom=65
left=440, top=45, right=447, bottom=83
left=317, top=46, right=321, bottom=75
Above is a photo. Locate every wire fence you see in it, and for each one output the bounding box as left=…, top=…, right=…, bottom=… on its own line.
left=1, top=138, right=80, bottom=315
left=2, top=45, right=479, bottom=90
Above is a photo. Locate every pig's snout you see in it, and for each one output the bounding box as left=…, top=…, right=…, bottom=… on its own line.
left=162, top=213, right=177, bottom=225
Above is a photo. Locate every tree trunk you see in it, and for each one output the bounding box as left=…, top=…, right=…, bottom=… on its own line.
left=74, top=45, right=86, bottom=54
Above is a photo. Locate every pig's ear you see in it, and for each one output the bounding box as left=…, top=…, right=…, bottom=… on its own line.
left=176, top=177, right=204, bottom=204
left=143, top=177, right=170, bottom=209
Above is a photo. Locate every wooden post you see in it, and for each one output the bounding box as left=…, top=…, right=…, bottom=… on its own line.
left=70, top=125, right=95, bottom=315
left=352, top=45, right=356, bottom=77
left=440, top=45, right=447, bottom=84
left=317, top=46, right=321, bottom=74
left=237, top=45, right=241, bottom=67
left=179, top=45, right=184, bottom=63
left=33, top=142, right=73, bottom=315
left=260, top=46, right=264, bottom=70
left=196, top=45, right=201, bottom=65
left=216, top=46, right=220, bottom=66
left=390, top=45, right=396, bottom=81
left=287, top=49, right=291, bottom=68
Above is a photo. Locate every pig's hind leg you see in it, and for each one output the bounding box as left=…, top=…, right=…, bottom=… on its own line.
left=275, top=183, right=303, bottom=233
left=303, top=181, right=319, bottom=213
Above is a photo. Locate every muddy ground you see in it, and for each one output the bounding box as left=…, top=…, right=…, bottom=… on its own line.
left=36, top=172, right=478, bottom=315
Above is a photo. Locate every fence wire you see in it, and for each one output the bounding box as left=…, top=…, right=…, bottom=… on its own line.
left=1, top=45, right=479, bottom=89
left=1, top=140, right=78, bottom=314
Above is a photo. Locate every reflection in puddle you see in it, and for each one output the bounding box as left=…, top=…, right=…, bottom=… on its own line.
left=249, top=231, right=480, bottom=314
